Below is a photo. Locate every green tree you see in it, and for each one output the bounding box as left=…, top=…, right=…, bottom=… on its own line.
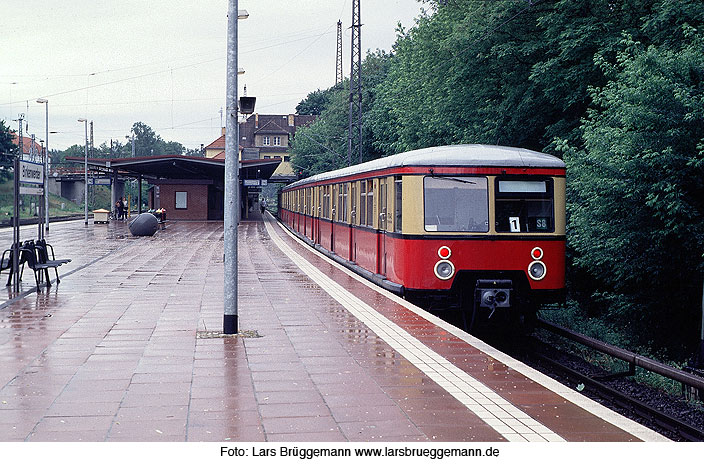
left=291, top=50, right=392, bottom=177
left=131, top=122, right=161, bottom=156
left=0, top=120, right=17, bottom=181
left=565, top=31, right=704, bottom=356
left=296, top=89, right=331, bottom=115
left=370, top=0, right=552, bottom=154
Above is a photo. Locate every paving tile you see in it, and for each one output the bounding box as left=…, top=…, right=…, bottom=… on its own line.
left=0, top=219, right=653, bottom=444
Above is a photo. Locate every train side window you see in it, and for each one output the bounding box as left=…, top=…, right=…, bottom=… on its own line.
left=332, top=184, right=337, bottom=221
left=317, top=186, right=321, bottom=217
left=495, top=179, right=554, bottom=233
left=394, top=176, right=402, bottom=233
left=323, top=186, right=330, bottom=219
left=360, top=180, right=367, bottom=226
left=379, top=178, right=388, bottom=231
left=423, top=176, right=488, bottom=232
left=339, top=183, right=348, bottom=223
left=366, top=179, right=374, bottom=227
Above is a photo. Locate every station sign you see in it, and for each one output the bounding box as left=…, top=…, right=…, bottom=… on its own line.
left=243, top=179, right=267, bottom=187
left=19, top=160, right=44, bottom=185
left=89, top=178, right=112, bottom=186
left=19, top=186, right=44, bottom=196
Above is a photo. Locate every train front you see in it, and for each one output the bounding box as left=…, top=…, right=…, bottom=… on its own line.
left=391, top=157, right=565, bottom=329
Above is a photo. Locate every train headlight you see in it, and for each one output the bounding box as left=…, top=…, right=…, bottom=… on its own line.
left=528, top=261, right=546, bottom=281
left=434, top=259, right=455, bottom=280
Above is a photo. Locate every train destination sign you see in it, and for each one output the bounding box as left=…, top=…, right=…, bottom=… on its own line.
left=19, top=160, right=44, bottom=185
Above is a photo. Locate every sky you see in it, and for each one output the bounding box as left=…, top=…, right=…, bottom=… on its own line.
left=1, top=0, right=429, bottom=152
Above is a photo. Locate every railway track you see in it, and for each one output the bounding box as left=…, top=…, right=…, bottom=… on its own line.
left=517, top=320, right=704, bottom=442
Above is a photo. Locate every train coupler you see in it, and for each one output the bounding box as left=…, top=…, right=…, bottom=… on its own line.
left=475, top=280, right=513, bottom=318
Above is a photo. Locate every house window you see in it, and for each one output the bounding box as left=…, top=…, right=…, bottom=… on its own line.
left=273, top=136, right=281, bottom=146
left=175, top=191, right=188, bottom=210
left=262, top=136, right=270, bottom=145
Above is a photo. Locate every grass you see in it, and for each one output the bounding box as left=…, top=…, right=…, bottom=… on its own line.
left=537, top=301, right=703, bottom=406
left=0, top=178, right=113, bottom=222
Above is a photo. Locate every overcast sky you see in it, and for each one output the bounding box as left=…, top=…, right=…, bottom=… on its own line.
left=1, top=0, right=428, bottom=152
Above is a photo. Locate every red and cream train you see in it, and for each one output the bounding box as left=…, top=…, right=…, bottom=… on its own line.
left=279, top=145, right=565, bottom=331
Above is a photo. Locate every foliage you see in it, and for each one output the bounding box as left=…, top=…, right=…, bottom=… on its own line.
left=296, top=89, right=332, bottom=115
left=131, top=122, right=185, bottom=157
left=291, top=50, right=392, bottom=177
left=0, top=120, right=17, bottom=182
left=565, top=30, right=704, bottom=357
left=288, top=0, right=704, bottom=359
left=54, top=121, right=193, bottom=166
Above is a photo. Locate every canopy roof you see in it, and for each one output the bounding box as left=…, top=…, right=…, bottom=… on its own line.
left=67, top=154, right=281, bottom=182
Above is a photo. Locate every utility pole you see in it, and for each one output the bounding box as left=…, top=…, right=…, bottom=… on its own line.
left=347, top=0, right=362, bottom=166
left=12, top=115, right=23, bottom=291
left=336, top=20, right=343, bottom=86
left=224, top=0, right=240, bottom=335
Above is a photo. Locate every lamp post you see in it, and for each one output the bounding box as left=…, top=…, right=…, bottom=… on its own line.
left=36, top=98, right=49, bottom=233
left=78, top=118, right=88, bottom=225
left=223, top=2, right=250, bottom=335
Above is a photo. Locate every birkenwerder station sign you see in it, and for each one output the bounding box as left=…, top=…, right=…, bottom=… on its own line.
left=19, top=160, right=44, bottom=185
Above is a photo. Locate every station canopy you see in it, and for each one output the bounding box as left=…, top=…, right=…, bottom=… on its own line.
left=67, top=154, right=282, bottom=183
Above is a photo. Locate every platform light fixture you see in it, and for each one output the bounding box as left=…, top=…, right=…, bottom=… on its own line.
left=36, top=98, right=49, bottom=233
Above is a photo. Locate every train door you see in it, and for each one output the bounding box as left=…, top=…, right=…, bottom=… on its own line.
left=378, top=178, right=388, bottom=276
left=314, top=186, right=320, bottom=244
left=304, top=187, right=310, bottom=238
left=331, top=184, right=337, bottom=252
left=350, top=182, right=357, bottom=262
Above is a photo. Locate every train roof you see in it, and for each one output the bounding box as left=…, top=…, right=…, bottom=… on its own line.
left=287, top=144, right=564, bottom=189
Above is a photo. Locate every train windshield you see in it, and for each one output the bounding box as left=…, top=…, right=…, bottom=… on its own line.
left=495, top=178, right=554, bottom=233
left=424, top=176, right=488, bottom=232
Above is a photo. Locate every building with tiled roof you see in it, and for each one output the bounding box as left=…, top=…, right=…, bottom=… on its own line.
left=11, top=133, right=44, bottom=162
left=203, top=113, right=316, bottom=181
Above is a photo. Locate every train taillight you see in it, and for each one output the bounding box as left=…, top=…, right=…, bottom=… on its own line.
left=438, top=246, right=451, bottom=259
left=531, top=247, right=543, bottom=260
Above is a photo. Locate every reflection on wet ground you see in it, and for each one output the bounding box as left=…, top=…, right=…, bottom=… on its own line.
left=0, top=216, right=653, bottom=442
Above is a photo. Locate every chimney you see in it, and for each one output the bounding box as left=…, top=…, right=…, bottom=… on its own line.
left=221, top=127, right=226, bottom=136
left=288, top=114, right=295, bottom=126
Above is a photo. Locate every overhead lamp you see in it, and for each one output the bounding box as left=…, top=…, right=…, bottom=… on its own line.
left=239, top=96, right=256, bottom=115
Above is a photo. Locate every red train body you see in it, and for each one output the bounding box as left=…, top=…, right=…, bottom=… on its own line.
left=279, top=145, right=566, bottom=330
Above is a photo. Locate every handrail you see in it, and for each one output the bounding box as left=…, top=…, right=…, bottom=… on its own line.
left=536, top=318, right=704, bottom=393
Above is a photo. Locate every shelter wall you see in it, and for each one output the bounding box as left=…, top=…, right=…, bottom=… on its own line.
left=158, top=184, right=208, bottom=220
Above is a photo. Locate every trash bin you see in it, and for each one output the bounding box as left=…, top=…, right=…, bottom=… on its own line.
left=93, top=209, right=110, bottom=224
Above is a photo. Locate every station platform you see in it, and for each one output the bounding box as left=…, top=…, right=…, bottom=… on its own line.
left=0, top=214, right=667, bottom=442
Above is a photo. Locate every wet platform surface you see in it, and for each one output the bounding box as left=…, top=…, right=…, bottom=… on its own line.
left=0, top=215, right=667, bottom=442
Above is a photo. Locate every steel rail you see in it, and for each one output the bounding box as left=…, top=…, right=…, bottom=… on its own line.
left=536, top=318, right=704, bottom=393
left=532, top=350, right=704, bottom=441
